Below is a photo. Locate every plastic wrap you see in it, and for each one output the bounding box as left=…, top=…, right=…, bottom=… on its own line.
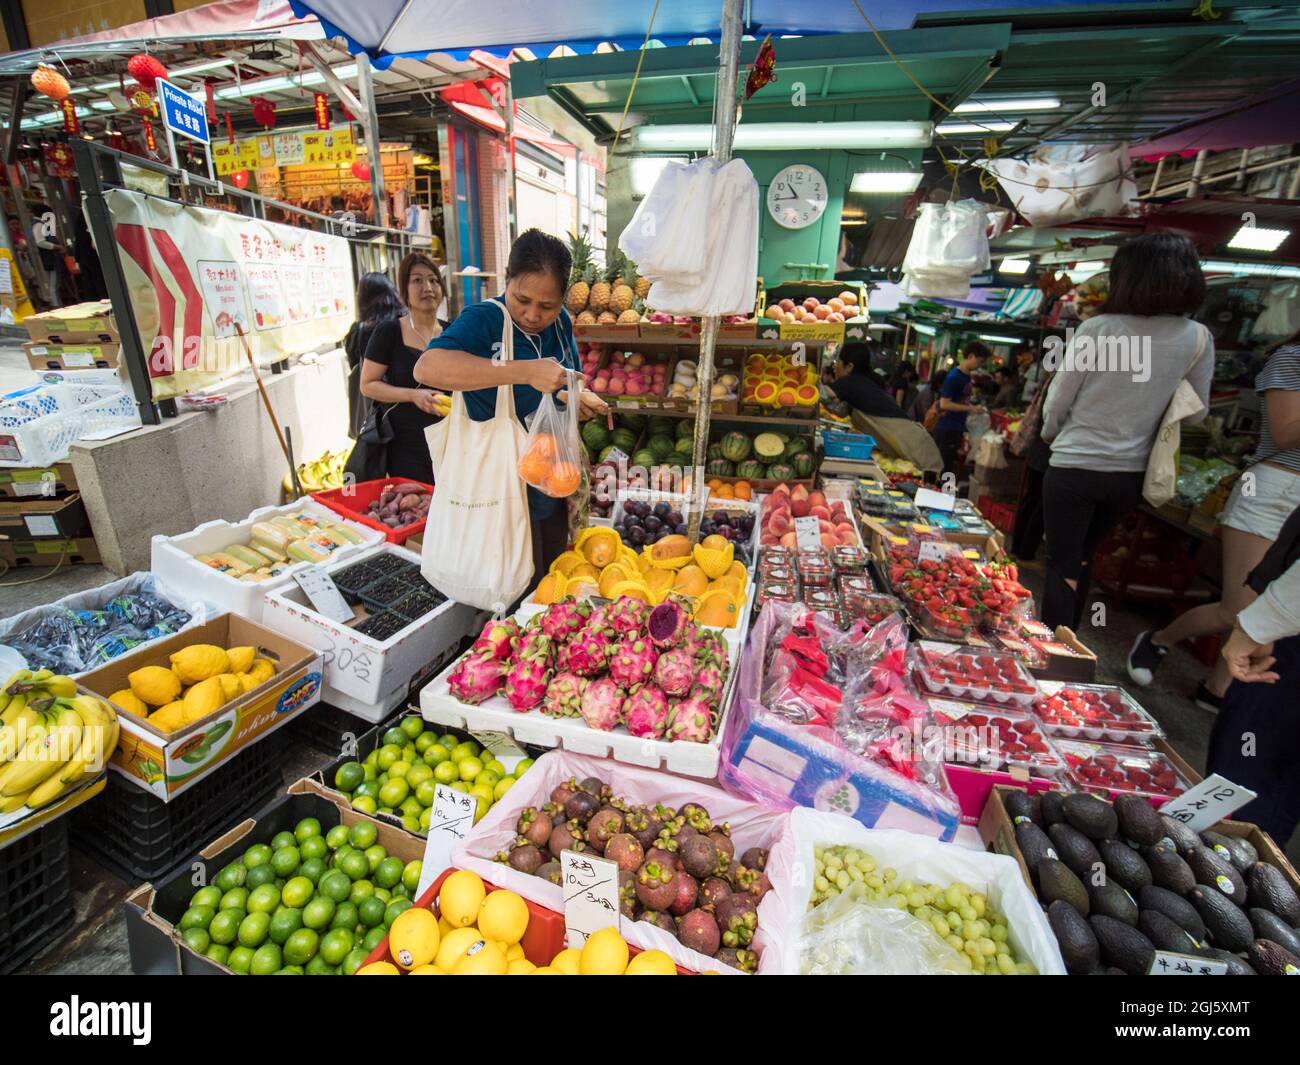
left=799, top=885, right=971, bottom=974
left=518, top=369, right=582, bottom=498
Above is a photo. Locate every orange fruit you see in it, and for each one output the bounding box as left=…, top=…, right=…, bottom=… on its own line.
left=725, top=561, right=749, bottom=584
left=714, top=485, right=734, bottom=500
left=545, top=461, right=581, bottom=497
left=707, top=478, right=723, bottom=490
left=567, top=562, right=600, bottom=583
left=550, top=550, right=586, bottom=576
left=702, top=534, right=730, bottom=552
left=532, top=572, right=564, bottom=605
left=517, top=451, right=549, bottom=485
left=732, top=481, right=752, bottom=500
left=530, top=433, right=557, bottom=459
left=694, top=589, right=740, bottom=627
left=673, top=565, right=710, bottom=597
left=598, top=563, right=631, bottom=598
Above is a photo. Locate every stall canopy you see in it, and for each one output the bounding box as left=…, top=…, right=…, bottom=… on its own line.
left=1133, top=78, right=1300, bottom=160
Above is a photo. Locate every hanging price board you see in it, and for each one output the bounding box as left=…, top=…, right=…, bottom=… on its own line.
left=314, top=92, right=331, bottom=130
left=302, top=128, right=355, bottom=165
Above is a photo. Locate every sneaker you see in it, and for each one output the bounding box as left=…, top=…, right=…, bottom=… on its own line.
left=1126, top=630, right=1167, bottom=687
left=1194, top=683, right=1222, bottom=713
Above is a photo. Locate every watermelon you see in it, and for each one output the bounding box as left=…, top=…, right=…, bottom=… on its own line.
left=598, top=445, right=619, bottom=463
left=611, top=428, right=638, bottom=453
left=676, top=418, right=695, bottom=439
left=791, top=451, right=815, bottom=479
left=782, top=436, right=809, bottom=460
left=707, top=443, right=725, bottom=462
left=736, top=459, right=767, bottom=480
left=647, top=434, right=677, bottom=462
left=753, top=432, right=785, bottom=460
left=633, top=449, right=658, bottom=469
left=720, top=431, right=753, bottom=463
left=622, top=413, right=648, bottom=433
left=674, top=435, right=694, bottom=456
left=767, top=462, right=796, bottom=483
left=582, top=420, right=611, bottom=452
left=706, top=458, right=735, bottom=477
left=648, top=417, right=676, bottom=438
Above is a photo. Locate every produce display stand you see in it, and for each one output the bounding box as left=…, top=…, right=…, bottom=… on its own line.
left=0, top=817, right=75, bottom=975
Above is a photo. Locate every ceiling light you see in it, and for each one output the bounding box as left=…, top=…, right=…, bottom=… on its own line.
left=630, top=121, right=932, bottom=151
left=954, top=97, right=1060, bottom=114
left=1226, top=224, right=1289, bottom=252
left=213, top=63, right=358, bottom=101
left=850, top=170, right=922, bottom=194
left=998, top=258, right=1031, bottom=274
left=978, top=334, right=1021, bottom=344
left=1201, top=259, right=1300, bottom=279
left=74, top=57, right=234, bottom=94
left=1066, top=260, right=1107, bottom=282
left=936, top=121, right=1016, bottom=135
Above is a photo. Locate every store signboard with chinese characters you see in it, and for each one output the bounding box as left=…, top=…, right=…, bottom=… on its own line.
left=302, top=129, right=355, bottom=166
left=214, top=129, right=355, bottom=174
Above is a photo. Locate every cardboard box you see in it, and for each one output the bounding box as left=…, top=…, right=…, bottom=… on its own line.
left=0, top=462, right=78, bottom=499
left=124, top=777, right=424, bottom=975
left=0, top=493, right=90, bottom=539
left=79, top=613, right=323, bottom=801
left=757, top=280, right=870, bottom=343
left=22, top=300, right=118, bottom=343
left=1027, top=626, right=1098, bottom=682
left=0, top=536, right=100, bottom=568
left=23, top=340, right=120, bottom=371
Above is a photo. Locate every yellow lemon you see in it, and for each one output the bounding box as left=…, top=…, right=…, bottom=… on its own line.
left=128, top=665, right=181, bottom=708
left=214, top=673, right=243, bottom=702
left=438, top=869, right=486, bottom=927
left=147, top=701, right=186, bottom=733
left=477, top=890, right=529, bottom=945
left=170, top=644, right=230, bottom=685
left=624, top=949, right=678, bottom=975
left=225, top=645, right=256, bottom=674
left=407, top=964, right=446, bottom=975
left=505, top=942, right=525, bottom=962
left=182, top=676, right=225, bottom=723
left=451, top=939, right=507, bottom=975
left=550, top=947, right=582, bottom=975
left=108, top=689, right=148, bottom=717
left=579, top=926, right=629, bottom=975
left=507, top=958, right=537, bottom=975
left=434, top=926, right=484, bottom=972
left=438, top=915, right=457, bottom=942
left=389, top=906, right=440, bottom=969
left=355, top=961, right=400, bottom=975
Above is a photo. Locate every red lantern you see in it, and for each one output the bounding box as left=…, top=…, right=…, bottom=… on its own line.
left=230, top=170, right=250, bottom=189
left=31, top=65, right=71, bottom=102
left=351, top=161, right=370, bottom=182
left=251, top=98, right=277, bottom=130
left=127, top=53, right=167, bottom=91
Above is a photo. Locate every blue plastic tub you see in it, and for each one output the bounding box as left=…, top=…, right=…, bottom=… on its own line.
left=822, top=430, right=877, bottom=460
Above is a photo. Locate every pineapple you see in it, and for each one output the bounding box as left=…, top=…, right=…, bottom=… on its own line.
left=610, top=255, right=636, bottom=316
left=617, top=308, right=640, bottom=324
left=576, top=310, right=597, bottom=325
left=566, top=231, right=594, bottom=314
left=597, top=311, right=618, bottom=325
left=588, top=273, right=612, bottom=314
left=634, top=274, right=651, bottom=300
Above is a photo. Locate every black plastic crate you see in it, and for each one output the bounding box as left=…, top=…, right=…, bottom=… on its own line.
left=357, top=575, right=418, bottom=611
left=331, top=560, right=383, bottom=601
left=0, top=817, right=74, bottom=974
left=391, top=586, right=446, bottom=623
left=70, top=735, right=285, bottom=883
left=352, top=611, right=409, bottom=642
left=284, top=701, right=377, bottom=757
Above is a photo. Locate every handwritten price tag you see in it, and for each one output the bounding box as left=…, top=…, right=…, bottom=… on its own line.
left=794, top=516, right=822, bottom=551
left=416, top=784, right=476, bottom=898
left=561, top=849, right=619, bottom=949
left=1159, top=774, right=1257, bottom=832
left=293, top=568, right=354, bottom=624
left=914, top=487, right=957, bottom=512
left=470, top=730, right=528, bottom=773
left=1148, top=951, right=1228, bottom=976
left=918, top=540, right=960, bottom=563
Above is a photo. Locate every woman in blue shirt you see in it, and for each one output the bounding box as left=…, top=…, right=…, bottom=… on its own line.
left=415, top=229, right=608, bottom=579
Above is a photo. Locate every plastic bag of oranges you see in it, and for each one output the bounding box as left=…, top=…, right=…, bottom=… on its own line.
left=517, top=369, right=584, bottom=498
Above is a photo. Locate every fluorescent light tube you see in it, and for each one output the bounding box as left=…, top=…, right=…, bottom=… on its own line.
left=955, top=97, right=1060, bottom=114
left=1226, top=224, right=1289, bottom=252
left=998, top=258, right=1031, bottom=274
left=850, top=170, right=922, bottom=194
left=631, top=121, right=932, bottom=151
left=936, top=121, right=1016, bottom=135
left=978, top=334, right=1021, bottom=344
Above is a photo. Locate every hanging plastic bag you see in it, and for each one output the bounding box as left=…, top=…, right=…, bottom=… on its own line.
left=983, top=144, right=1137, bottom=227
left=517, top=368, right=583, bottom=499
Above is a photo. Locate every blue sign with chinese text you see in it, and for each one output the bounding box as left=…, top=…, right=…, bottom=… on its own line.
left=158, top=79, right=209, bottom=144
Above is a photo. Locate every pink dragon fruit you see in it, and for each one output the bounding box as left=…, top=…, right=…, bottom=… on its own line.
left=695, top=629, right=728, bottom=670
left=624, top=685, right=671, bottom=739
left=607, top=595, right=649, bottom=635
left=540, top=597, right=592, bottom=642
left=653, top=647, right=695, bottom=697
left=690, top=654, right=727, bottom=706
left=646, top=600, right=689, bottom=649
left=471, top=617, right=520, bottom=660
left=580, top=677, right=625, bottom=731
left=448, top=651, right=508, bottom=705
left=680, top=621, right=707, bottom=660
left=505, top=654, right=551, bottom=712
left=513, top=627, right=553, bottom=666
left=565, top=620, right=613, bottom=677
left=668, top=696, right=714, bottom=743
left=609, top=636, right=659, bottom=689
left=543, top=672, right=587, bottom=718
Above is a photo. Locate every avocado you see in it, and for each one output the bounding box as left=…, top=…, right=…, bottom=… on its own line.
left=1062, top=793, right=1118, bottom=840
left=1159, top=813, right=1201, bottom=855
left=1049, top=823, right=1101, bottom=877
left=1090, top=914, right=1156, bottom=975
left=1142, top=843, right=1196, bottom=895
left=1138, top=885, right=1206, bottom=941
left=1005, top=790, right=1041, bottom=827
left=1186, top=844, right=1248, bottom=905
left=1246, top=938, right=1300, bottom=976
left=1245, top=861, right=1300, bottom=925
left=1048, top=900, right=1099, bottom=975
left=1088, top=875, right=1139, bottom=926
left=1099, top=839, right=1153, bottom=893
left=1114, top=794, right=1164, bottom=847
left=1200, top=829, right=1257, bottom=874
left=1139, top=909, right=1202, bottom=955
left=1201, top=947, right=1258, bottom=975
left=1039, top=790, right=1066, bottom=827
left=1039, top=858, right=1090, bottom=916
left=1190, top=885, right=1254, bottom=952
left=1248, top=908, right=1300, bottom=957
left=1015, top=820, right=1058, bottom=880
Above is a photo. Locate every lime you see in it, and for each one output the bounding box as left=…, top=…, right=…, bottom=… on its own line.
left=388, top=760, right=412, bottom=782
left=473, top=795, right=491, bottom=824
left=268, top=907, right=303, bottom=945
left=450, top=781, right=469, bottom=794
left=270, top=846, right=300, bottom=878
left=271, top=831, right=297, bottom=851
left=214, top=863, right=247, bottom=892
left=325, top=824, right=350, bottom=850
left=362, top=925, right=387, bottom=952
left=433, top=760, right=460, bottom=785
left=283, top=927, right=320, bottom=966
left=220, top=887, right=249, bottom=912
left=181, top=927, right=210, bottom=954
left=208, top=909, right=243, bottom=945
left=227, top=945, right=254, bottom=974
left=400, top=797, right=422, bottom=818
left=418, top=808, right=432, bottom=831
left=348, top=879, right=375, bottom=906
left=384, top=898, right=413, bottom=927
left=300, top=835, right=328, bottom=862
left=374, top=886, right=392, bottom=904
left=400, top=715, right=424, bottom=740
left=485, top=759, right=507, bottom=777
left=402, top=743, right=418, bottom=763
left=405, top=763, right=434, bottom=788
left=190, top=885, right=223, bottom=910
left=347, top=821, right=378, bottom=850
left=282, top=875, right=314, bottom=909
left=363, top=748, right=379, bottom=769
left=493, top=777, right=516, bottom=801
left=250, top=943, right=282, bottom=975
left=330, top=900, right=359, bottom=930
left=305, top=955, right=337, bottom=976
left=362, top=763, right=377, bottom=782
left=378, top=778, right=409, bottom=807
left=320, top=927, right=354, bottom=966
left=364, top=845, right=387, bottom=872
left=458, top=756, right=484, bottom=782
left=339, top=850, right=370, bottom=882
left=376, top=743, right=403, bottom=771
left=392, top=883, right=408, bottom=899
left=422, top=744, right=450, bottom=767
left=302, top=896, right=335, bottom=930
left=180, top=905, right=215, bottom=931
left=382, top=726, right=407, bottom=747
left=237, top=911, right=270, bottom=948
left=243, top=843, right=273, bottom=869
left=378, top=805, right=395, bottom=816
left=247, top=883, right=281, bottom=914
left=273, top=965, right=303, bottom=975
left=246, top=863, right=277, bottom=890
left=470, top=782, right=495, bottom=807
left=334, top=761, right=365, bottom=792
left=299, top=857, right=327, bottom=885
left=450, top=741, right=479, bottom=761
left=402, top=860, right=422, bottom=895
left=355, top=780, right=382, bottom=801
left=415, top=732, right=438, bottom=754
left=341, top=947, right=369, bottom=976
left=402, top=815, right=421, bottom=834
left=475, top=769, right=500, bottom=790
left=204, top=943, right=230, bottom=966
left=294, top=817, right=322, bottom=843
left=358, top=896, right=386, bottom=928
left=319, top=869, right=351, bottom=903
left=351, top=796, right=378, bottom=815
left=415, top=780, right=438, bottom=807
left=374, top=857, right=404, bottom=890
left=437, top=733, right=459, bottom=750
left=515, top=757, right=534, bottom=775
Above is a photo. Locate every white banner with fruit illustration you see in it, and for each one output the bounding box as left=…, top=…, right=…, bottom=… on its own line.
left=105, top=188, right=355, bottom=400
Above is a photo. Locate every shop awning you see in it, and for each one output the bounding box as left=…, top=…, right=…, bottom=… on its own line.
left=1133, top=78, right=1300, bottom=160
left=439, top=80, right=577, bottom=157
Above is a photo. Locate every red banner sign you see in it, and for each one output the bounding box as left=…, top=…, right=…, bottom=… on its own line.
left=61, top=98, right=79, bottom=134
left=142, top=117, right=156, bottom=152
left=313, top=92, right=330, bottom=130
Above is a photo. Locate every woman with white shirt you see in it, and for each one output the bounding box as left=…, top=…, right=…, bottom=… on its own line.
left=1039, top=234, right=1213, bottom=629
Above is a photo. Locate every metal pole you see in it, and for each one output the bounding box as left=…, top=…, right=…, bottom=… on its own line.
left=356, top=54, right=389, bottom=229
left=687, top=0, right=745, bottom=543
left=503, top=80, right=518, bottom=243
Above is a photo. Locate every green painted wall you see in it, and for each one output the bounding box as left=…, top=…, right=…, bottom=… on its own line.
left=744, top=150, right=852, bottom=287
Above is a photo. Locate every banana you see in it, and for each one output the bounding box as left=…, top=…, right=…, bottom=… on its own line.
left=1, top=691, right=30, bottom=730
left=0, top=702, right=38, bottom=762
left=0, top=791, right=32, bottom=813
left=0, top=707, right=78, bottom=797
left=26, top=773, right=69, bottom=810
left=2, top=668, right=31, bottom=694
left=0, top=692, right=9, bottom=717
left=29, top=668, right=53, bottom=683
left=37, top=675, right=78, bottom=699
left=58, top=757, right=88, bottom=786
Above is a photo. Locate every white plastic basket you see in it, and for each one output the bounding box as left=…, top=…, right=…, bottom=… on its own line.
left=0, top=392, right=141, bottom=466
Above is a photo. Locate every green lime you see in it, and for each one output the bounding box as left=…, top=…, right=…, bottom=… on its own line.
left=473, top=795, right=490, bottom=823
left=208, top=909, right=243, bottom=945
left=347, top=821, right=378, bottom=850
left=373, top=887, right=391, bottom=904
left=227, top=945, right=254, bottom=974
left=382, top=726, right=407, bottom=747
left=378, top=806, right=395, bottom=816
left=282, top=875, right=314, bottom=909
left=268, top=907, right=303, bottom=945
left=363, top=844, right=387, bottom=872
left=376, top=744, right=403, bottom=771
left=363, top=747, right=379, bottom=768
left=470, top=782, right=495, bottom=807
left=305, top=955, right=337, bottom=976
left=294, top=817, right=322, bottom=843
left=401, top=743, right=418, bottom=763
left=179, top=905, right=215, bottom=932
left=204, top=943, right=230, bottom=966
left=458, top=756, right=484, bottom=782
left=402, top=815, right=421, bottom=834
left=302, top=896, right=335, bottom=931
left=415, top=780, right=437, bottom=807
left=348, top=880, right=375, bottom=906
left=214, top=863, right=247, bottom=892
left=494, top=777, right=516, bottom=801
left=325, top=824, right=350, bottom=850
left=320, top=927, right=354, bottom=966
left=373, top=856, right=404, bottom=890
left=378, top=778, right=409, bottom=807
left=400, top=796, right=422, bottom=818
left=405, top=763, right=434, bottom=788
left=362, top=925, right=388, bottom=952
left=351, top=796, right=378, bottom=815
left=339, top=849, right=369, bottom=882
left=330, top=901, right=359, bottom=931
left=484, top=759, right=507, bottom=777
left=400, top=715, right=424, bottom=740
left=250, top=943, right=282, bottom=975
left=415, top=732, right=438, bottom=754
left=341, top=947, right=369, bottom=976
left=384, top=898, right=413, bottom=927
left=392, top=883, right=408, bottom=899
left=358, top=895, right=386, bottom=928
left=476, top=768, right=501, bottom=790
left=246, top=883, right=281, bottom=915
left=246, top=863, right=277, bottom=889
left=273, top=965, right=303, bottom=975
left=401, top=860, right=422, bottom=895
left=515, top=757, right=534, bottom=775
left=319, top=870, right=351, bottom=903
left=190, top=885, right=222, bottom=910
left=299, top=835, right=328, bottom=862
left=449, top=741, right=479, bottom=762
left=433, top=760, right=460, bottom=785
left=387, top=760, right=412, bottom=781
left=299, top=857, right=327, bottom=885
left=450, top=781, right=469, bottom=794
left=422, top=744, right=450, bottom=767
left=362, top=763, right=377, bottom=782
left=181, top=927, right=210, bottom=954
left=283, top=927, right=320, bottom=966
left=418, top=808, right=432, bottom=831
left=243, top=843, right=273, bottom=869
left=270, top=846, right=300, bottom=878
left=271, top=831, right=297, bottom=851
left=237, top=911, right=270, bottom=948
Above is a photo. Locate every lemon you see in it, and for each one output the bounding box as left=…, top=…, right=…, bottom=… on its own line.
left=531, top=965, right=561, bottom=974
left=128, top=665, right=182, bottom=707
left=225, top=645, right=256, bottom=674
left=389, top=906, right=440, bottom=969
left=624, top=949, right=677, bottom=975
left=438, top=915, right=457, bottom=941
left=550, top=947, right=582, bottom=975
left=214, top=673, right=243, bottom=702
left=147, top=701, right=186, bottom=733
left=451, top=939, right=507, bottom=975
left=354, top=961, right=400, bottom=975
left=108, top=689, right=148, bottom=717
left=182, top=676, right=226, bottom=723
left=505, top=942, right=525, bottom=962
left=439, top=870, right=485, bottom=927
left=170, top=644, right=231, bottom=685
left=408, top=964, right=446, bottom=975
left=434, top=926, right=486, bottom=972
left=507, top=958, right=537, bottom=975
left=494, top=778, right=516, bottom=801
left=579, top=927, right=628, bottom=975
left=478, top=890, right=529, bottom=945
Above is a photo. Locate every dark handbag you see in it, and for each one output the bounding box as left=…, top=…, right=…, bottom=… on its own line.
left=1009, top=374, right=1050, bottom=458
left=344, top=403, right=395, bottom=482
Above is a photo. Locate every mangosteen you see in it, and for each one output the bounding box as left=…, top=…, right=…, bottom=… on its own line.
left=517, top=807, right=553, bottom=848
left=716, top=893, right=758, bottom=948
left=564, top=790, right=600, bottom=825
left=648, top=841, right=679, bottom=866
left=635, top=859, right=678, bottom=910
left=618, top=870, right=638, bottom=918
left=536, top=860, right=563, bottom=885
left=700, top=877, right=732, bottom=913
left=548, top=820, right=585, bottom=858
left=578, top=775, right=607, bottom=799
left=624, top=806, right=663, bottom=849
left=508, top=841, right=545, bottom=874
left=550, top=780, right=579, bottom=808
left=638, top=910, right=678, bottom=937
left=708, top=829, right=735, bottom=861
left=674, top=823, right=700, bottom=847
left=668, top=870, right=700, bottom=917
left=605, top=833, right=645, bottom=873
left=678, top=908, right=721, bottom=955
left=587, top=807, right=625, bottom=850
left=740, top=847, right=768, bottom=872
left=680, top=802, right=712, bottom=832
left=713, top=947, right=757, bottom=973
left=746, top=871, right=772, bottom=903
left=680, top=835, right=720, bottom=880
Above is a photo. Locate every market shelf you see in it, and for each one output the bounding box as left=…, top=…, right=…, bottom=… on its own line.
left=618, top=406, right=817, bottom=429
left=575, top=332, right=833, bottom=348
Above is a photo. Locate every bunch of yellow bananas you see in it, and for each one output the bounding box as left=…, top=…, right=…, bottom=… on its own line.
left=0, top=670, right=120, bottom=814
left=282, top=447, right=355, bottom=499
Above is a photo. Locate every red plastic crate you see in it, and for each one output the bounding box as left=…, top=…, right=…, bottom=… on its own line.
left=312, top=477, right=432, bottom=544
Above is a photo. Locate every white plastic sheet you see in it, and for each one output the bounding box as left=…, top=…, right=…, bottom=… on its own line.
left=984, top=144, right=1138, bottom=228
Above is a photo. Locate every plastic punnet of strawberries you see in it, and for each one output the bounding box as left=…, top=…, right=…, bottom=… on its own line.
left=885, top=545, right=1032, bottom=633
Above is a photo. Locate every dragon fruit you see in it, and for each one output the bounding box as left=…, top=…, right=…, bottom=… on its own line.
left=513, top=627, right=553, bottom=666
left=580, top=677, right=625, bottom=731
left=543, top=672, right=587, bottom=718
left=540, top=597, right=592, bottom=642
left=668, top=696, right=714, bottom=743
left=680, top=621, right=707, bottom=660
left=646, top=600, right=689, bottom=649
left=505, top=655, right=551, bottom=711
left=607, top=595, right=649, bottom=635
left=624, top=685, right=671, bottom=739
left=565, top=620, right=613, bottom=677
left=471, top=617, right=520, bottom=660
left=447, top=651, right=508, bottom=705
left=695, top=629, right=728, bottom=670
left=653, top=647, right=695, bottom=697
left=690, top=654, right=727, bottom=706
left=609, top=636, right=659, bottom=688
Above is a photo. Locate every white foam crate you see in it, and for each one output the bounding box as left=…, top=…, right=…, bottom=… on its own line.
left=420, top=591, right=754, bottom=779
left=150, top=498, right=383, bottom=622
left=264, top=542, right=487, bottom=722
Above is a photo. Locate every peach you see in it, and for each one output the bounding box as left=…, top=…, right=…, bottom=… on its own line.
left=802, top=297, right=820, bottom=312
left=839, top=290, right=858, bottom=306
left=808, top=491, right=827, bottom=508
left=810, top=505, right=831, bottom=521
left=779, top=531, right=797, bottom=548
left=821, top=533, right=838, bottom=549
left=828, top=298, right=845, bottom=313
left=814, top=305, right=831, bottom=320
left=838, top=530, right=858, bottom=546
left=763, top=305, right=784, bottom=320
left=828, top=312, right=845, bottom=323
left=608, top=378, right=626, bottom=395
left=779, top=298, right=795, bottom=312
left=791, top=484, right=809, bottom=502
left=791, top=498, right=811, bottom=518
